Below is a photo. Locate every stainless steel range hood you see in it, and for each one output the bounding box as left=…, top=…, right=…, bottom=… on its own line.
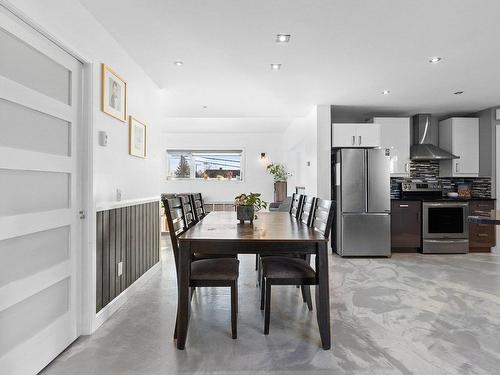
left=410, top=114, right=459, bottom=160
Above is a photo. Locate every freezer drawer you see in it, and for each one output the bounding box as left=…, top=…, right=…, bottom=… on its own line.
left=341, top=214, right=391, bottom=256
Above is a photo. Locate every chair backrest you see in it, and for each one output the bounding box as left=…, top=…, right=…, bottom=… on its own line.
left=190, top=193, right=206, bottom=222
left=300, top=195, right=316, bottom=226
left=311, top=198, right=335, bottom=239
left=289, top=193, right=303, bottom=219
left=162, top=197, right=186, bottom=268
left=179, top=195, right=196, bottom=228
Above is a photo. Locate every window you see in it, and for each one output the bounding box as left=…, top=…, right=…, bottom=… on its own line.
left=167, top=150, right=243, bottom=181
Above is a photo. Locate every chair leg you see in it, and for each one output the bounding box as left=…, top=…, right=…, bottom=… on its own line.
left=255, top=254, right=259, bottom=271
left=173, top=311, right=178, bottom=339
left=302, top=285, right=313, bottom=311
left=257, top=257, right=262, bottom=287
left=231, top=282, right=238, bottom=339
left=264, top=282, right=271, bottom=335
left=300, top=285, right=307, bottom=302
left=260, top=275, right=266, bottom=310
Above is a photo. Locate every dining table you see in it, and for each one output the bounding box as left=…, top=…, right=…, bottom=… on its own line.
left=176, top=211, right=331, bottom=350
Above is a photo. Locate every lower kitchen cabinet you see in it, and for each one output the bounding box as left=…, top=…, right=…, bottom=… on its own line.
left=469, top=200, right=496, bottom=252
left=391, top=200, right=421, bottom=251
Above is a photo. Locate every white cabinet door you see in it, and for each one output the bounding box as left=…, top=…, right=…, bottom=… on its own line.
left=332, top=123, right=357, bottom=147
left=375, top=117, right=410, bottom=176
left=357, top=124, right=381, bottom=147
left=452, top=118, right=479, bottom=176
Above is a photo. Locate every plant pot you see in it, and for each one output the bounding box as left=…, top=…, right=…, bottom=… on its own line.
left=274, top=181, right=287, bottom=203
left=236, top=205, right=254, bottom=224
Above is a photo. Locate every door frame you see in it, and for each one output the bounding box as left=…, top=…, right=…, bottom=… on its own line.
left=0, top=0, right=96, bottom=335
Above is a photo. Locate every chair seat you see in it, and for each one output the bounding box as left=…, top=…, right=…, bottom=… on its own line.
left=261, top=256, right=316, bottom=281
left=191, top=258, right=239, bottom=281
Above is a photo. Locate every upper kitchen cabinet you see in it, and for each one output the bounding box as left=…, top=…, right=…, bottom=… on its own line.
left=374, top=117, right=410, bottom=176
left=439, top=117, right=479, bottom=177
left=332, top=123, right=380, bottom=148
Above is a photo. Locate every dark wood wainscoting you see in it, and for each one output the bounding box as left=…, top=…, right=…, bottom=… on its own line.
left=96, top=201, right=160, bottom=312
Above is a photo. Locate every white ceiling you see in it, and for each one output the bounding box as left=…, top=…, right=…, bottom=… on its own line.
left=80, top=0, right=500, bottom=120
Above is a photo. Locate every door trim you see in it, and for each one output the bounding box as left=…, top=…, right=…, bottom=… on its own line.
left=0, top=1, right=95, bottom=335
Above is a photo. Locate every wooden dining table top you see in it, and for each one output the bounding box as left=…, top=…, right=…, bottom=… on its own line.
left=178, top=211, right=327, bottom=243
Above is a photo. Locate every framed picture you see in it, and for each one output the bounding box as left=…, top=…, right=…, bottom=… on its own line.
left=101, top=64, right=127, bottom=122
left=129, top=116, right=147, bottom=158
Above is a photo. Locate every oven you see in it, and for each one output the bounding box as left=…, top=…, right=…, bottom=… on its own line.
left=422, top=202, right=469, bottom=253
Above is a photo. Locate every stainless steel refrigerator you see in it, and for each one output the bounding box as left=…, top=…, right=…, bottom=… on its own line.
left=334, top=148, right=391, bottom=256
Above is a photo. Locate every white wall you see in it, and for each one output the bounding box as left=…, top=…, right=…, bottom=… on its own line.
left=7, top=0, right=165, bottom=206
left=161, top=126, right=284, bottom=204
left=282, top=107, right=318, bottom=196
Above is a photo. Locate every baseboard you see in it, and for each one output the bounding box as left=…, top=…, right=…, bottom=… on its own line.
left=91, top=261, right=161, bottom=333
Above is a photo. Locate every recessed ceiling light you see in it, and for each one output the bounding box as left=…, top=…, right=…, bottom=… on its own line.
left=429, top=57, right=442, bottom=63
left=271, top=63, right=282, bottom=70
left=382, top=90, right=390, bottom=95
left=454, top=91, right=464, bottom=95
left=276, top=34, right=291, bottom=43
left=203, top=105, right=208, bottom=109
left=173, top=61, right=184, bottom=67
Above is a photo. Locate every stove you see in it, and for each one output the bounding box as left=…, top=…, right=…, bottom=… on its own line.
left=401, top=181, right=443, bottom=200
left=401, top=182, right=468, bottom=253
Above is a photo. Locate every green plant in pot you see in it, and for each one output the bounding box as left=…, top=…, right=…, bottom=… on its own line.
left=234, top=193, right=267, bottom=224
left=266, top=163, right=290, bottom=182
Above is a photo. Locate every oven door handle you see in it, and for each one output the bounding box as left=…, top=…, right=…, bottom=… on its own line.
left=423, top=202, right=469, bottom=208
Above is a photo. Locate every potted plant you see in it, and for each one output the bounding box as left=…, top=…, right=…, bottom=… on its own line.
left=234, top=193, right=268, bottom=224
left=266, top=163, right=291, bottom=203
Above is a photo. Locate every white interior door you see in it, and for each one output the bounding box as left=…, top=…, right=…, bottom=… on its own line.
left=0, top=7, right=82, bottom=374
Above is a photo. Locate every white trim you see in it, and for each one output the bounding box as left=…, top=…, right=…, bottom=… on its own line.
left=0, top=260, right=70, bottom=312
left=0, top=312, right=75, bottom=375
left=0, top=147, right=72, bottom=172
left=96, top=196, right=160, bottom=212
left=92, top=261, right=161, bottom=332
left=0, top=209, right=72, bottom=240
left=0, top=75, right=75, bottom=122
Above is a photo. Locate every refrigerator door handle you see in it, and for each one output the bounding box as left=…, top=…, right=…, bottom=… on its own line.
left=351, top=135, right=355, bottom=145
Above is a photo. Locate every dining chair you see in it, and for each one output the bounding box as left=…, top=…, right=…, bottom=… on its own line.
left=190, top=193, right=207, bottom=222
left=299, top=195, right=316, bottom=226
left=260, top=198, right=335, bottom=335
left=289, top=193, right=304, bottom=219
left=163, top=197, right=240, bottom=339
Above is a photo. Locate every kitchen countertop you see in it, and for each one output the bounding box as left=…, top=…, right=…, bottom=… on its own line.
left=391, top=197, right=495, bottom=202
left=468, top=210, right=500, bottom=225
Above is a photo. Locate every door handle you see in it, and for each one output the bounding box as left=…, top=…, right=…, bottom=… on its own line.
left=399, top=204, right=409, bottom=208
left=477, top=233, right=489, bottom=237
left=351, top=136, right=355, bottom=145
left=358, top=136, right=362, bottom=145
left=455, top=163, right=459, bottom=173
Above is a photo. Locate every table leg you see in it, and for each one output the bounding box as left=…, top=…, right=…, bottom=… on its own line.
left=315, top=242, right=331, bottom=350
left=176, top=240, right=191, bottom=349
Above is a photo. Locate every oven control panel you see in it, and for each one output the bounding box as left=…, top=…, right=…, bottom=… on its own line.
left=402, top=181, right=441, bottom=192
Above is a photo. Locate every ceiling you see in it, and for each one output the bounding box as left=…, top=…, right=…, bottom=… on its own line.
left=80, top=0, right=500, bottom=120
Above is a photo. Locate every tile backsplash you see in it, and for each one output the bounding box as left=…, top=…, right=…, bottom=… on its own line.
left=391, top=160, right=492, bottom=198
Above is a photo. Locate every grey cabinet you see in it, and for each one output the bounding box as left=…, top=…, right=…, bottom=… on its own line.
left=391, top=200, right=421, bottom=250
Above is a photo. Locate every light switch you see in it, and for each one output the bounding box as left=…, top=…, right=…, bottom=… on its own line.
left=117, top=262, right=123, bottom=276
left=116, top=189, right=122, bottom=201
left=98, top=131, right=108, bottom=146
left=496, top=109, right=500, bottom=121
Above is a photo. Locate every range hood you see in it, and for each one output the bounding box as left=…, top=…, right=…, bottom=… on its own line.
left=410, top=114, right=459, bottom=160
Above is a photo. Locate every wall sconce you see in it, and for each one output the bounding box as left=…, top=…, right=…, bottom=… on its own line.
left=260, top=152, right=266, bottom=159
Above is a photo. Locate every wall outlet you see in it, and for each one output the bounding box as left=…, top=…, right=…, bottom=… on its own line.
left=117, top=261, right=123, bottom=276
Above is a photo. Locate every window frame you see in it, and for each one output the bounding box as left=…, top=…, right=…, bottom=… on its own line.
left=166, top=148, right=245, bottom=182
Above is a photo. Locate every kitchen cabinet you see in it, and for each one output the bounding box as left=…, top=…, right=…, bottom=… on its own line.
left=439, top=117, right=479, bottom=177
left=469, top=200, right=496, bottom=252
left=374, top=117, right=410, bottom=177
left=391, top=200, right=421, bottom=251
left=332, top=123, right=380, bottom=148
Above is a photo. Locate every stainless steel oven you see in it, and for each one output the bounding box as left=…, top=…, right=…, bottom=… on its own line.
left=422, top=201, right=469, bottom=253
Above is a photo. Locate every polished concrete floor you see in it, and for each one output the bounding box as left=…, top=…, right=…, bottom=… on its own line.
left=43, top=239, right=500, bottom=375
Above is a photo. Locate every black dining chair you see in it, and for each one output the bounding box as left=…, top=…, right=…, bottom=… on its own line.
left=163, top=197, right=240, bottom=340
left=289, top=193, right=304, bottom=219
left=260, top=198, right=335, bottom=335
left=190, top=193, right=207, bottom=222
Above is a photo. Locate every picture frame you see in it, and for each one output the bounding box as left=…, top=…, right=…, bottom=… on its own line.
left=129, top=116, right=147, bottom=158
left=101, top=63, right=127, bottom=122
